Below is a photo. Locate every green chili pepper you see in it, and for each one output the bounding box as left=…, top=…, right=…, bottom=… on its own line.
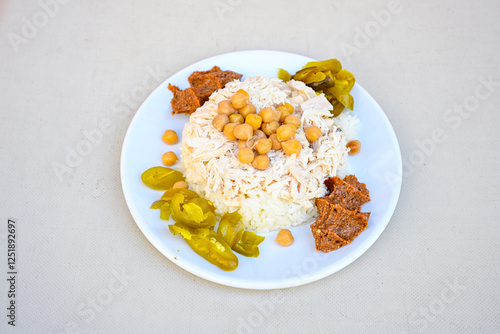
left=141, top=167, right=185, bottom=190
left=151, top=199, right=172, bottom=220
left=298, top=68, right=329, bottom=84
left=292, top=67, right=319, bottom=82
left=160, top=203, right=171, bottom=220
left=169, top=223, right=238, bottom=271
left=329, top=99, right=346, bottom=117
left=278, top=68, right=292, bottom=82
left=327, top=86, right=354, bottom=111
left=171, top=193, right=217, bottom=228
left=303, top=59, right=342, bottom=74
left=308, top=77, right=335, bottom=91
left=233, top=231, right=265, bottom=258
left=335, top=69, right=355, bottom=91
left=217, top=211, right=245, bottom=248
left=168, top=222, right=202, bottom=239
left=188, top=197, right=216, bottom=215
left=150, top=200, right=167, bottom=209
left=161, top=188, right=199, bottom=201
left=278, top=58, right=355, bottom=117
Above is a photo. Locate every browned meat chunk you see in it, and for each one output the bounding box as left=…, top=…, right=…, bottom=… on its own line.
left=188, top=66, right=221, bottom=87
left=215, top=70, right=243, bottom=86
left=322, top=176, right=370, bottom=212
left=171, top=67, right=242, bottom=115
left=190, top=75, right=223, bottom=104
left=343, top=174, right=370, bottom=197
left=190, top=70, right=242, bottom=88
left=315, top=198, right=331, bottom=220
left=168, top=84, right=201, bottom=115
left=312, top=200, right=347, bottom=252
left=312, top=175, right=371, bottom=253
left=311, top=203, right=370, bottom=252
left=312, top=228, right=348, bottom=252
left=326, top=204, right=369, bottom=242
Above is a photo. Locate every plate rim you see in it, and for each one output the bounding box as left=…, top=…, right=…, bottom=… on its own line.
left=120, top=50, right=403, bottom=290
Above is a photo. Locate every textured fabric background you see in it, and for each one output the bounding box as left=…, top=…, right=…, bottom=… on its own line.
left=0, top=0, right=499, bottom=333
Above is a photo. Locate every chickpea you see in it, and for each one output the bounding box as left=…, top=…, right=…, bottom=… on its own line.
left=269, top=133, right=281, bottom=150
left=237, top=147, right=255, bottom=164
left=212, top=114, right=229, bottom=132
left=259, top=107, right=275, bottom=123
left=276, top=124, right=296, bottom=141
left=238, top=141, right=248, bottom=150
left=254, top=129, right=266, bottom=139
left=162, top=130, right=178, bottom=145
left=283, top=102, right=294, bottom=113
left=304, top=125, right=322, bottom=142
left=261, top=121, right=279, bottom=136
left=248, top=130, right=266, bottom=148
left=236, top=89, right=249, bottom=97
left=347, top=140, right=361, bottom=155
left=277, top=108, right=291, bottom=123
left=223, top=123, right=239, bottom=141
left=245, top=114, right=263, bottom=130
left=276, top=106, right=289, bottom=113
left=218, top=100, right=236, bottom=115
left=275, top=229, right=294, bottom=247
left=172, top=181, right=188, bottom=189
left=252, top=154, right=270, bottom=170
left=273, top=109, right=282, bottom=123
left=229, top=113, right=244, bottom=124
left=284, top=115, right=301, bottom=128
left=239, top=104, right=256, bottom=118
left=255, top=138, right=272, bottom=155
left=233, top=124, right=254, bottom=141
left=231, top=92, right=249, bottom=109
left=162, top=151, right=178, bottom=166
left=282, top=139, right=302, bottom=156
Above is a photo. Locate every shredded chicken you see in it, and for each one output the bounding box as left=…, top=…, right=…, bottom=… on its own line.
left=180, top=76, right=352, bottom=210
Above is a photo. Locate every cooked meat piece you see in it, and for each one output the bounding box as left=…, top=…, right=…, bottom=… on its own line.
left=315, top=198, right=331, bottom=218
left=311, top=202, right=344, bottom=251
left=173, top=67, right=243, bottom=115
left=322, top=176, right=370, bottom=211
left=190, top=75, right=223, bottom=104
left=343, top=174, right=370, bottom=197
left=312, top=198, right=331, bottom=230
left=324, top=176, right=338, bottom=192
left=215, top=70, right=243, bottom=86
left=168, top=84, right=201, bottom=115
left=310, top=203, right=369, bottom=252
left=312, top=174, right=371, bottom=252
left=311, top=228, right=348, bottom=252
left=188, top=66, right=221, bottom=87
left=190, top=70, right=242, bottom=93
left=325, top=204, right=369, bottom=242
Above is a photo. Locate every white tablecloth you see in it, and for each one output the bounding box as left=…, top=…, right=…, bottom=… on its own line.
left=1, top=0, right=499, bottom=333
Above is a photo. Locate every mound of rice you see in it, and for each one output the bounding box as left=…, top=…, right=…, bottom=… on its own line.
left=180, top=76, right=358, bottom=232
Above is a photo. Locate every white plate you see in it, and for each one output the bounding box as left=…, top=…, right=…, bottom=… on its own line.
left=120, top=50, right=402, bottom=289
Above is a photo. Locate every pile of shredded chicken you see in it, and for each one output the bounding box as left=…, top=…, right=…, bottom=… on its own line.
left=181, top=76, right=350, bottom=209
